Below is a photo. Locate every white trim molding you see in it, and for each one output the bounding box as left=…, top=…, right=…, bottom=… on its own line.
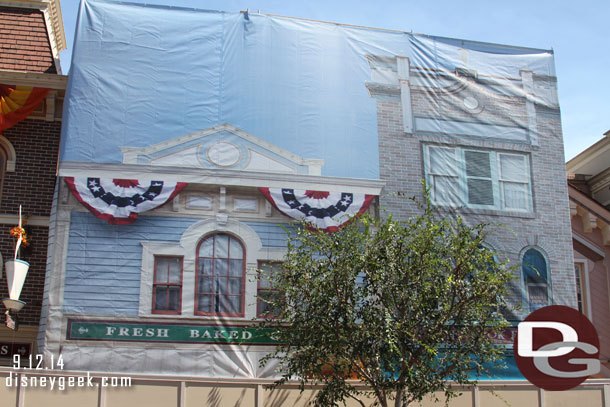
left=0, top=135, right=17, bottom=173
left=58, top=162, right=385, bottom=195
left=139, top=218, right=286, bottom=320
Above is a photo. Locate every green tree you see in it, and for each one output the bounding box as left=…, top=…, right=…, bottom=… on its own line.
left=259, top=195, right=515, bottom=407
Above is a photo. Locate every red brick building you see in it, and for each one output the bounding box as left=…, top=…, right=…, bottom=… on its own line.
left=0, top=0, right=66, bottom=358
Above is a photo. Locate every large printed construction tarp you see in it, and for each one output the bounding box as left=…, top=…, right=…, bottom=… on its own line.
left=49, top=0, right=563, bottom=379
left=60, top=0, right=558, bottom=180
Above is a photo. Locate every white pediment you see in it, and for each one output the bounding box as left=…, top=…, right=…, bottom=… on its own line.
left=119, top=124, right=324, bottom=176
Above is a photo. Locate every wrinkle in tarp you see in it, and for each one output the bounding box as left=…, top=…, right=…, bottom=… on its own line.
left=61, top=0, right=556, bottom=180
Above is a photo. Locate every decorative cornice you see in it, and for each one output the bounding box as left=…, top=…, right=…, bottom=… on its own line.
left=58, top=162, right=386, bottom=195
left=589, top=166, right=610, bottom=194
left=48, top=0, right=66, bottom=52
left=569, top=185, right=610, bottom=247
left=568, top=185, right=610, bottom=226
left=0, top=0, right=67, bottom=73
left=0, top=0, right=66, bottom=51
left=566, top=134, right=610, bottom=175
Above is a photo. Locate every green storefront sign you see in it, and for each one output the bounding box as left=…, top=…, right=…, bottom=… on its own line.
left=68, top=320, right=279, bottom=345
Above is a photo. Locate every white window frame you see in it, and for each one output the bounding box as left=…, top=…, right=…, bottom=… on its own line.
left=423, top=145, right=532, bottom=212
left=497, top=152, right=531, bottom=211
left=138, top=218, right=286, bottom=319
left=426, top=146, right=461, bottom=206
left=574, top=261, right=592, bottom=321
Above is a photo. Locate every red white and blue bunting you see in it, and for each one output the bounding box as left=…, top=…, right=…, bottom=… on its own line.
left=65, top=178, right=187, bottom=225
left=259, top=188, right=375, bottom=232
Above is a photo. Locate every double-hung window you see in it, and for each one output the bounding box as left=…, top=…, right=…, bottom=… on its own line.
left=257, top=261, right=283, bottom=317
left=425, top=145, right=532, bottom=211
left=574, top=263, right=590, bottom=317
left=498, top=153, right=530, bottom=211
left=152, top=256, right=183, bottom=314
left=427, top=146, right=461, bottom=206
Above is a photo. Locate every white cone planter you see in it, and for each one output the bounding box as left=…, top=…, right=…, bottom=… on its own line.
left=5, top=259, right=29, bottom=300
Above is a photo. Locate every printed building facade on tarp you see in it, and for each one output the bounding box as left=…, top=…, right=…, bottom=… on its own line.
left=40, top=0, right=575, bottom=379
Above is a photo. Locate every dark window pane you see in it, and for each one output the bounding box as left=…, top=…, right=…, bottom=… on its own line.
left=199, top=277, right=213, bottom=293
left=215, top=259, right=228, bottom=276
left=259, top=273, right=272, bottom=289
left=168, top=287, right=180, bottom=311
left=575, top=265, right=583, bottom=313
left=523, top=249, right=547, bottom=281
left=229, top=259, right=243, bottom=276
left=227, top=296, right=241, bottom=314
left=154, top=287, right=167, bottom=310
left=467, top=179, right=494, bottom=205
left=229, top=278, right=242, bottom=294
left=215, top=277, right=227, bottom=294
left=197, top=295, right=211, bottom=312
left=258, top=290, right=281, bottom=316
left=259, top=262, right=281, bottom=288
left=198, top=259, right=212, bottom=276
left=465, top=151, right=491, bottom=177
left=217, top=296, right=228, bottom=313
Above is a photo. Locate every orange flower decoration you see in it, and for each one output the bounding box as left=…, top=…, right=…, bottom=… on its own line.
left=10, top=226, right=28, bottom=248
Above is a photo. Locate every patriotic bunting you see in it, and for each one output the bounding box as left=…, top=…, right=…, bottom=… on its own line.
left=65, top=178, right=188, bottom=225
left=259, top=187, right=374, bottom=232
left=0, top=84, right=49, bottom=132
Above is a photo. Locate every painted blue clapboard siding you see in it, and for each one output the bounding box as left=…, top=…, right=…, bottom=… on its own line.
left=245, top=222, right=294, bottom=248
left=63, top=212, right=292, bottom=316
left=63, top=212, right=198, bottom=315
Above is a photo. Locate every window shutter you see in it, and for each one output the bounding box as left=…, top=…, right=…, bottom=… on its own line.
left=465, top=150, right=494, bottom=205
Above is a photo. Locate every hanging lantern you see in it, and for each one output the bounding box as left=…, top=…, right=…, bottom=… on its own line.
left=4, top=259, right=29, bottom=309
left=3, top=205, right=29, bottom=328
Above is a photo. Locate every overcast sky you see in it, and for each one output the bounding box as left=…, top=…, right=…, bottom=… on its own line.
left=58, top=0, right=610, bottom=161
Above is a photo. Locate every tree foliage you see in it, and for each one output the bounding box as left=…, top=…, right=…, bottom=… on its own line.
left=259, top=195, right=515, bottom=407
